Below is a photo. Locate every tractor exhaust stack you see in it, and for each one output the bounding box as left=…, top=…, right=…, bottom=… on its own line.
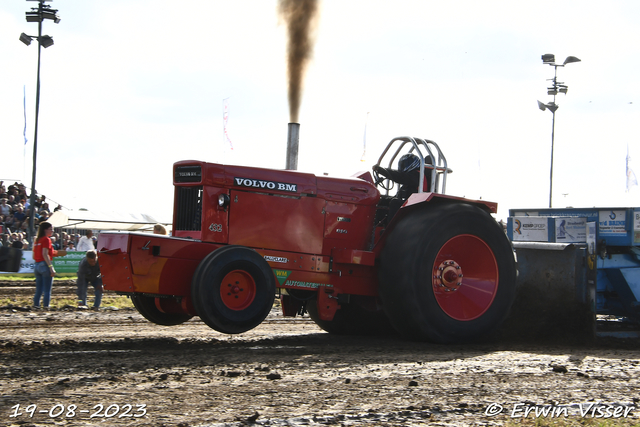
left=286, top=122, right=300, bottom=170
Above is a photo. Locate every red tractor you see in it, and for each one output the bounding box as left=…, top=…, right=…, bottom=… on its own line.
left=97, top=136, right=516, bottom=343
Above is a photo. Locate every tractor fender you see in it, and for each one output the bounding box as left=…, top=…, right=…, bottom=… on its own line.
left=372, top=193, right=498, bottom=256
left=403, top=192, right=497, bottom=214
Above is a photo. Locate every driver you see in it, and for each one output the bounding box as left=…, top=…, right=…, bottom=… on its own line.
left=373, top=153, right=433, bottom=199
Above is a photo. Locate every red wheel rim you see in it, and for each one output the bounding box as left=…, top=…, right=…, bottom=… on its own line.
left=220, top=270, right=257, bottom=311
left=432, top=234, right=498, bottom=321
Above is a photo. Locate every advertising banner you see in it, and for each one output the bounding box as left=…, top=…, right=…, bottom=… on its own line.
left=598, top=210, right=627, bottom=236
left=511, top=216, right=550, bottom=242
left=554, top=217, right=587, bottom=243
left=0, top=251, right=88, bottom=274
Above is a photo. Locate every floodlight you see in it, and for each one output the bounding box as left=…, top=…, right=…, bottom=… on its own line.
left=25, top=11, right=40, bottom=22
left=538, top=101, right=558, bottom=113
left=542, top=54, right=555, bottom=64
left=563, top=56, right=581, bottom=65
left=41, top=8, right=59, bottom=22
left=19, top=32, right=32, bottom=46
left=547, top=88, right=558, bottom=96
left=25, top=5, right=60, bottom=23
left=39, top=35, right=54, bottom=48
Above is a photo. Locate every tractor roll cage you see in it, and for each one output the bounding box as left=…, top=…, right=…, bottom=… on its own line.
left=376, top=136, right=453, bottom=196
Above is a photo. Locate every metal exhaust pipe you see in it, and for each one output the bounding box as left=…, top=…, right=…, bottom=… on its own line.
left=286, top=122, right=299, bottom=170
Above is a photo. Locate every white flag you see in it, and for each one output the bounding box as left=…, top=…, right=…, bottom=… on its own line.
left=223, top=97, right=233, bottom=150
left=626, top=144, right=637, bottom=192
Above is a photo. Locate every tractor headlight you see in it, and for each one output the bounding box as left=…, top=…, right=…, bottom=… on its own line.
left=218, top=194, right=230, bottom=208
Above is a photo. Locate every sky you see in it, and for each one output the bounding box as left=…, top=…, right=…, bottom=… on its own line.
left=1, top=0, right=639, bottom=223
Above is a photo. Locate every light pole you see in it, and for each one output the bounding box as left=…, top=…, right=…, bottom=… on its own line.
left=537, top=53, right=580, bottom=208
left=20, top=0, right=60, bottom=244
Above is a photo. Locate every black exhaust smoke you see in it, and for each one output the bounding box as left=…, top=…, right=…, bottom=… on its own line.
left=278, top=0, right=319, bottom=124
left=279, top=0, right=318, bottom=171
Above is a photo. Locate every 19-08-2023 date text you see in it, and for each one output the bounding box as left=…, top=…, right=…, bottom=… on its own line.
left=9, top=403, right=147, bottom=419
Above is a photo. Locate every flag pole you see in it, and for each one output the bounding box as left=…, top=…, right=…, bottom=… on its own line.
left=23, top=85, right=28, bottom=183
left=360, top=112, right=369, bottom=162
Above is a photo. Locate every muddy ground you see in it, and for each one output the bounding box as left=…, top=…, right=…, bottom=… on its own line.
left=1, top=281, right=639, bottom=427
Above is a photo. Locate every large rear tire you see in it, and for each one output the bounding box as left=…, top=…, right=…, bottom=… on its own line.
left=131, top=295, right=193, bottom=326
left=191, top=246, right=275, bottom=334
left=379, top=203, right=516, bottom=343
left=306, top=296, right=395, bottom=336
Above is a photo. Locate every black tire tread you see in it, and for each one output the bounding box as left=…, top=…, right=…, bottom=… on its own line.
left=131, top=294, right=193, bottom=326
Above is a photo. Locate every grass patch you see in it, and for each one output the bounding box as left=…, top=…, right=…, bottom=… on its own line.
left=0, top=294, right=134, bottom=310
left=0, top=273, right=76, bottom=281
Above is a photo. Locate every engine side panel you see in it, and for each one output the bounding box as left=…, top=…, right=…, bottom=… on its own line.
left=228, top=191, right=325, bottom=254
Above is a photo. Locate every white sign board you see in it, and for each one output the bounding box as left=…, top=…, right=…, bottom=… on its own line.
left=555, top=217, right=587, bottom=243
left=598, top=210, right=627, bottom=235
left=512, top=216, right=549, bottom=242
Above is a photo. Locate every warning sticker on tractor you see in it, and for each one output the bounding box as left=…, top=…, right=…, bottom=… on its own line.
left=598, top=210, right=627, bottom=235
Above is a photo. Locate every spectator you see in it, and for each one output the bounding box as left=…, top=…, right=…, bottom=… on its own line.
left=66, top=241, right=76, bottom=251
left=32, top=221, right=64, bottom=309
left=77, top=230, right=95, bottom=252
left=51, top=233, right=61, bottom=249
left=76, top=250, right=103, bottom=309
left=153, top=224, right=168, bottom=235
left=13, top=206, right=26, bottom=227
left=0, top=199, right=10, bottom=216
left=11, top=234, right=23, bottom=249
left=61, top=231, right=69, bottom=249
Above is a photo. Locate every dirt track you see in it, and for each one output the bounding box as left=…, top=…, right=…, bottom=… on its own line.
left=1, top=282, right=640, bottom=427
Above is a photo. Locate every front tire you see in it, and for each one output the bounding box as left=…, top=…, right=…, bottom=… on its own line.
left=191, top=246, right=275, bottom=334
left=379, top=203, right=516, bottom=343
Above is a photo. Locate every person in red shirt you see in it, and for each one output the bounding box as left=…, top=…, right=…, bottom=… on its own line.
left=33, top=221, right=63, bottom=308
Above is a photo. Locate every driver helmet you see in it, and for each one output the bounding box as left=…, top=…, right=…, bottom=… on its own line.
left=398, top=154, right=421, bottom=173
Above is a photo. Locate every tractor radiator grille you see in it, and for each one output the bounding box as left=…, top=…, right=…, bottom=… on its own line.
left=175, top=186, right=202, bottom=231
